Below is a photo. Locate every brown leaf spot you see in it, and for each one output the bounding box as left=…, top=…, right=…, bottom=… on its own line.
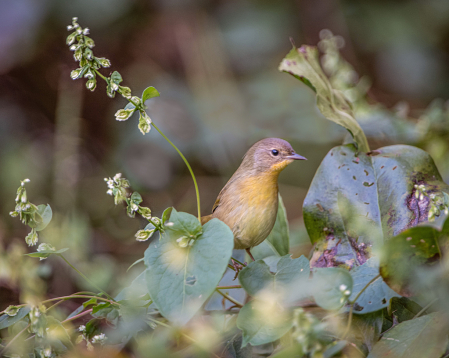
left=363, top=182, right=374, bottom=187
left=392, top=166, right=397, bottom=170
left=364, top=170, right=369, bottom=176
left=381, top=166, right=385, bottom=169
left=316, top=203, right=324, bottom=212
left=367, top=150, right=381, bottom=156
left=348, top=237, right=369, bottom=265
left=353, top=176, right=357, bottom=180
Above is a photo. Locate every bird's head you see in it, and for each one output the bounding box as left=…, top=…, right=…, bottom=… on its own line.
left=242, top=138, right=307, bottom=174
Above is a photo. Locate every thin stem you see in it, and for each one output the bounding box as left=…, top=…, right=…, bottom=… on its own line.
left=152, top=123, right=201, bottom=222
left=216, top=285, right=241, bottom=289
left=227, top=264, right=236, bottom=271
left=58, top=254, right=114, bottom=301
left=0, top=323, right=31, bottom=355
left=342, top=274, right=381, bottom=339
left=215, top=289, right=243, bottom=308
left=231, top=257, right=246, bottom=267
left=413, top=298, right=438, bottom=319
left=62, top=308, right=93, bottom=324
left=41, top=294, right=117, bottom=306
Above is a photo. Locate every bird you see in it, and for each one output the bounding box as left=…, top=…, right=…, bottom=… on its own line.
left=201, top=138, right=306, bottom=262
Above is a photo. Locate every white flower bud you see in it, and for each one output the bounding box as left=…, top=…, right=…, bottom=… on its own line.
left=114, top=108, right=134, bottom=121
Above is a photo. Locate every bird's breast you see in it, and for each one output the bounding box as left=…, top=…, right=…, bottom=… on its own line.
left=213, top=173, right=279, bottom=249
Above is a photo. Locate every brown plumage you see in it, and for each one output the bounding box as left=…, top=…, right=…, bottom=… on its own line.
left=201, top=138, right=306, bottom=258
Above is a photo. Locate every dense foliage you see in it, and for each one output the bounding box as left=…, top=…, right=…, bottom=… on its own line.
left=1, top=19, right=449, bottom=358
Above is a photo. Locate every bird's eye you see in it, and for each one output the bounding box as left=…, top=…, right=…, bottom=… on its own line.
left=271, top=149, right=279, bottom=156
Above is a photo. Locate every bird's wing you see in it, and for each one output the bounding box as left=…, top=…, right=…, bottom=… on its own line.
left=212, top=175, right=238, bottom=213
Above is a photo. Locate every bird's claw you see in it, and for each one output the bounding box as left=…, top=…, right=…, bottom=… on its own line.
left=231, top=259, right=245, bottom=280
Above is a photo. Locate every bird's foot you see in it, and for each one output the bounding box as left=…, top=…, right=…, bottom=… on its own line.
left=231, top=259, right=246, bottom=280
left=246, top=248, right=255, bottom=261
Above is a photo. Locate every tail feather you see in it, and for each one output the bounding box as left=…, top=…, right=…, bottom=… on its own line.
left=201, top=214, right=213, bottom=225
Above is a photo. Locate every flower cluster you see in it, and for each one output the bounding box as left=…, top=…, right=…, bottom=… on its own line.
left=105, top=173, right=166, bottom=241
left=9, top=179, right=51, bottom=246
left=67, top=18, right=160, bottom=135
left=76, top=325, right=108, bottom=351
left=413, top=184, right=449, bottom=221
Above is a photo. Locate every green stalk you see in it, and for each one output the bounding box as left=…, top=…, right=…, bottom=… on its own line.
left=152, top=123, right=201, bottom=222
left=59, top=254, right=114, bottom=301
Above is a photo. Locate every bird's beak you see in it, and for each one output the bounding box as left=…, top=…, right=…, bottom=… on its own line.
left=286, top=153, right=307, bottom=160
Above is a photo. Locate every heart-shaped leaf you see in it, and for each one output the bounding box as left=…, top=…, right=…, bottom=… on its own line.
left=144, top=211, right=234, bottom=325
left=239, top=255, right=309, bottom=304
left=304, top=144, right=449, bottom=269
left=367, top=312, right=449, bottom=358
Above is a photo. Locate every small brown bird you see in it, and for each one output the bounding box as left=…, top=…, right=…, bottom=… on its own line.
left=201, top=138, right=306, bottom=261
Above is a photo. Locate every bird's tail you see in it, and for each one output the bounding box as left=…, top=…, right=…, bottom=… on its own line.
left=201, top=214, right=213, bottom=225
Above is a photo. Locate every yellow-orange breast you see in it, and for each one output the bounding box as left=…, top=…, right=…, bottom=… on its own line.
left=211, top=173, right=279, bottom=249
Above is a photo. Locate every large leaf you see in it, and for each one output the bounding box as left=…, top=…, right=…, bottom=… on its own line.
left=349, top=258, right=400, bottom=314
left=367, top=313, right=449, bottom=358
left=251, top=195, right=290, bottom=260
left=279, top=45, right=369, bottom=152
left=239, top=255, right=309, bottom=304
left=236, top=300, right=293, bottom=347
left=304, top=144, right=449, bottom=269
left=35, top=204, right=52, bottom=231
left=144, top=211, right=234, bottom=325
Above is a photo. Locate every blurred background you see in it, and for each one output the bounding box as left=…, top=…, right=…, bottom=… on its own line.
left=1, top=0, right=449, bottom=311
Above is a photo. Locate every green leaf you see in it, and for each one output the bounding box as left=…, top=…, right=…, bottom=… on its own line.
left=161, top=207, right=173, bottom=224
left=251, top=195, right=290, bottom=260
left=367, top=313, right=449, bottom=358
left=141, top=86, right=160, bottom=103
left=144, top=213, right=234, bottom=325
left=279, top=46, right=369, bottom=152
left=388, top=297, right=424, bottom=323
left=115, top=269, right=151, bottom=302
left=350, top=258, right=400, bottom=314
left=239, top=255, right=309, bottom=304
left=270, top=344, right=303, bottom=358
left=91, top=303, right=119, bottom=326
left=25, top=248, right=69, bottom=259
left=82, top=298, right=97, bottom=308
left=124, top=102, right=136, bottom=111
left=130, top=192, right=142, bottom=204
left=110, top=71, right=122, bottom=85
left=236, top=300, right=293, bottom=347
left=219, top=332, right=253, bottom=358
left=304, top=144, right=449, bottom=269
left=312, top=267, right=353, bottom=310
left=35, top=204, right=52, bottom=231
left=0, top=306, right=30, bottom=330
left=380, top=226, right=443, bottom=296
left=323, top=340, right=347, bottom=358
left=351, top=310, right=384, bottom=352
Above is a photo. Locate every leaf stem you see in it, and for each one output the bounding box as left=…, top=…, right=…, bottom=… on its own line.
left=62, top=308, right=93, bottom=324
left=216, top=285, right=242, bottom=289
left=413, top=298, right=438, bottom=319
left=342, top=273, right=381, bottom=339
left=231, top=257, right=246, bottom=267
left=215, top=289, right=243, bottom=308
left=152, top=123, right=201, bottom=222
left=58, top=254, right=115, bottom=301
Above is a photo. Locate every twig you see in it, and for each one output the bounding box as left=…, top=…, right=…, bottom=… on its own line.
left=216, top=285, right=241, bottom=289
left=215, top=289, right=243, bottom=308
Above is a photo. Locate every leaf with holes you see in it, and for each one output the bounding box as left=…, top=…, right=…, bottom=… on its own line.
left=239, top=255, right=309, bottom=304
left=144, top=211, right=234, bottom=325
left=251, top=195, right=290, bottom=260
left=237, top=300, right=293, bottom=347
left=304, top=144, right=449, bottom=270
left=350, top=258, right=400, bottom=314
left=279, top=45, right=369, bottom=152
left=0, top=306, right=30, bottom=330
left=367, top=312, right=449, bottom=358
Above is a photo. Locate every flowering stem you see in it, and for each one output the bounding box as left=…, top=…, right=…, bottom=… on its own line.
left=152, top=123, right=201, bottom=222
left=58, top=254, right=115, bottom=301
